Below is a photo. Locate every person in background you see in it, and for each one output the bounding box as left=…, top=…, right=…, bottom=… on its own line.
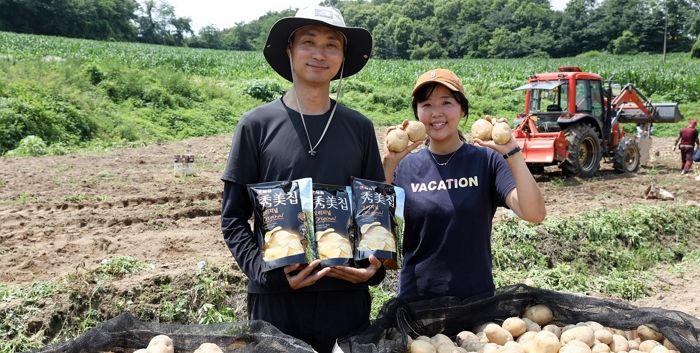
left=382, top=68, right=546, bottom=301
left=673, top=119, right=699, bottom=175
left=220, top=6, right=385, bottom=353
left=637, top=122, right=654, bottom=167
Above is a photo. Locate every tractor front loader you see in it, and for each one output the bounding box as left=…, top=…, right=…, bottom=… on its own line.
left=511, top=66, right=682, bottom=178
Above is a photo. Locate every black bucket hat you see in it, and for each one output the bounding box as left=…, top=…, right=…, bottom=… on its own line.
left=263, top=5, right=373, bottom=82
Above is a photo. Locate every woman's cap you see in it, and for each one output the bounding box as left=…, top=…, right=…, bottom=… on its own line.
left=263, top=5, right=372, bottom=82
left=412, top=68, right=465, bottom=96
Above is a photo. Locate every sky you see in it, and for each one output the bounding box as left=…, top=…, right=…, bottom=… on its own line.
left=168, top=0, right=571, bottom=32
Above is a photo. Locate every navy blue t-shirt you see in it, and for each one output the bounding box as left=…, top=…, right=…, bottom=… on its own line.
left=393, top=143, right=515, bottom=301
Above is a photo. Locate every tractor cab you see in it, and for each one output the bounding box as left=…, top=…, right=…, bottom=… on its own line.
left=515, top=80, right=568, bottom=132
left=514, top=66, right=606, bottom=135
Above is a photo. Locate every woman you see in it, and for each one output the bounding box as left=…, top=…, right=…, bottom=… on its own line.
left=383, top=68, right=546, bottom=301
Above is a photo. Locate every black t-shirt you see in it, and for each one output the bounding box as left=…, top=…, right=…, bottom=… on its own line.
left=393, top=144, right=515, bottom=301
left=222, top=98, right=383, bottom=185
left=221, top=98, right=385, bottom=293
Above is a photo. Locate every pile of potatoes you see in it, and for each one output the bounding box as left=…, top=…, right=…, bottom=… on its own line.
left=407, top=304, right=680, bottom=353
left=134, top=334, right=224, bottom=353
left=470, top=115, right=512, bottom=145
left=386, top=120, right=427, bottom=152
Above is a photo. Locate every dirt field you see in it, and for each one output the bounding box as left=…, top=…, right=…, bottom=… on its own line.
left=1, top=131, right=700, bottom=321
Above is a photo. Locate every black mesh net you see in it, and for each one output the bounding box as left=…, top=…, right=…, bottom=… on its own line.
left=31, top=312, right=315, bottom=353
left=336, top=284, right=700, bottom=353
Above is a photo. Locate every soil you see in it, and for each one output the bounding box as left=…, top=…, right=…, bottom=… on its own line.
left=1, top=131, right=700, bottom=322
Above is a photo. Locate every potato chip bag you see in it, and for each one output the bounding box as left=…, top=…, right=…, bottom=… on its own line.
left=313, top=184, right=354, bottom=267
left=248, top=178, right=315, bottom=271
left=351, top=177, right=405, bottom=270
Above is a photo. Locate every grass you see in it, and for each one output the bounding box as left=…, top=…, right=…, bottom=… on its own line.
left=492, top=204, right=700, bottom=300
left=14, top=191, right=34, bottom=204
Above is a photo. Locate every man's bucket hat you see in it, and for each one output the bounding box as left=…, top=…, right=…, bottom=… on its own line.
left=263, top=5, right=372, bottom=82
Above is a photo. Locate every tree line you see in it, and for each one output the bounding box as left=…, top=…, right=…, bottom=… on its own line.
left=1, top=0, right=699, bottom=58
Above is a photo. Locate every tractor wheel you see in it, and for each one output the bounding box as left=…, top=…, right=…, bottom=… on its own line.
left=613, top=137, right=640, bottom=173
left=561, top=124, right=602, bottom=178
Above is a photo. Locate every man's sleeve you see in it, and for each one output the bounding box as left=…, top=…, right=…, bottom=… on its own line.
left=362, top=121, right=386, bottom=182
left=221, top=181, right=290, bottom=291
left=365, top=264, right=386, bottom=286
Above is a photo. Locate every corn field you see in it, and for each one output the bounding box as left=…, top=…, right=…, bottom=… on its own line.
left=2, top=31, right=700, bottom=102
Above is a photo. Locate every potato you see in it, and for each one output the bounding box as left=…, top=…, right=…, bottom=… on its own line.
left=530, top=330, right=561, bottom=353
left=542, top=324, right=561, bottom=339
left=637, top=325, right=663, bottom=342
left=638, top=340, right=660, bottom=352
left=628, top=340, right=640, bottom=350
left=436, top=342, right=459, bottom=353
left=482, top=342, right=500, bottom=353
left=491, top=120, right=512, bottom=144
left=456, top=330, right=478, bottom=346
left=146, top=335, right=174, bottom=353
left=470, top=118, right=493, bottom=141
left=502, top=317, right=527, bottom=338
left=561, top=326, right=595, bottom=347
left=609, top=334, right=630, bottom=353
left=522, top=317, right=541, bottom=333
left=625, top=329, right=639, bottom=341
left=560, top=340, right=593, bottom=353
left=194, top=343, right=223, bottom=353
left=516, top=331, right=537, bottom=344
left=411, top=339, right=437, bottom=353
left=586, top=322, right=605, bottom=331
left=484, top=323, right=513, bottom=345
left=416, top=335, right=432, bottom=343
left=459, top=338, right=485, bottom=352
left=386, top=128, right=409, bottom=152
left=595, top=329, right=613, bottom=345
left=592, top=342, right=611, bottom=353
left=134, top=350, right=148, bottom=353
left=431, top=333, right=454, bottom=347
left=405, top=120, right=427, bottom=142
left=649, top=346, right=669, bottom=353
left=502, top=341, right=526, bottom=353
left=522, top=304, right=554, bottom=326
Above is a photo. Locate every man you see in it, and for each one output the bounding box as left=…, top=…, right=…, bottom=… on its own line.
left=220, top=6, right=385, bottom=353
left=673, top=119, right=699, bottom=174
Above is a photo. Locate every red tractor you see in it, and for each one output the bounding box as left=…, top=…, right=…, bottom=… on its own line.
left=512, top=66, right=682, bottom=178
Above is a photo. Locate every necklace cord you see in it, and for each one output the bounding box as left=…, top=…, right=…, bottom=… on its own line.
left=295, top=92, right=337, bottom=156
left=429, top=144, right=462, bottom=166
left=288, top=56, right=345, bottom=156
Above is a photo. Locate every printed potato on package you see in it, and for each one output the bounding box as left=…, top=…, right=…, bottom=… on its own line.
left=313, top=184, right=354, bottom=267
left=351, top=177, right=405, bottom=270
left=248, top=178, right=316, bottom=271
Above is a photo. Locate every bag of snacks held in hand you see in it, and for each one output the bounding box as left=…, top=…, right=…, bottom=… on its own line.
left=313, top=184, right=355, bottom=267
left=351, top=177, right=405, bottom=269
left=248, top=178, right=316, bottom=271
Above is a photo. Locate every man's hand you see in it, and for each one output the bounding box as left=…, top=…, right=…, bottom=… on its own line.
left=325, top=255, right=382, bottom=284
left=284, top=260, right=330, bottom=290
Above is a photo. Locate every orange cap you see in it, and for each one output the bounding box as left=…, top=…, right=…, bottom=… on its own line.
left=412, top=68, right=465, bottom=96
left=691, top=119, right=697, bottom=127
